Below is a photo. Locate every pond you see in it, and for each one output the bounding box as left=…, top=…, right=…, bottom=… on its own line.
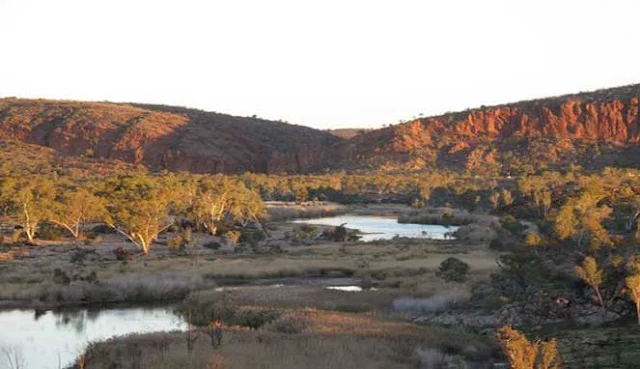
left=292, top=215, right=458, bottom=242
left=0, top=306, right=186, bottom=369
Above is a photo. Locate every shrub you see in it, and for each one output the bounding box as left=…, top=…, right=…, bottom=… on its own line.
left=223, top=230, right=241, bottom=245
left=322, top=224, right=348, bottom=242
left=234, top=308, right=280, bottom=330
left=266, top=315, right=309, bottom=334
left=167, top=235, right=186, bottom=250
left=489, top=239, right=504, bottom=250
left=203, top=241, right=222, bottom=250
left=91, top=224, right=116, bottom=234
left=35, top=222, right=66, bottom=241
left=178, top=291, right=236, bottom=326
left=83, top=235, right=104, bottom=246
left=113, top=246, right=133, bottom=261
left=70, top=249, right=96, bottom=265
left=294, top=224, right=319, bottom=240
left=436, top=257, right=470, bottom=283
left=11, top=228, right=22, bottom=244
left=441, top=211, right=456, bottom=225
left=500, top=215, right=525, bottom=236
left=239, top=229, right=266, bottom=244
left=53, top=268, right=71, bottom=285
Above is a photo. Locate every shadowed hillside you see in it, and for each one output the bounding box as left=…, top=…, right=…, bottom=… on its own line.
left=3, top=84, right=640, bottom=175
left=0, top=99, right=341, bottom=174
left=326, top=84, right=640, bottom=174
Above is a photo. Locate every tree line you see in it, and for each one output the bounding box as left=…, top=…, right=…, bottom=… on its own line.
left=0, top=173, right=264, bottom=254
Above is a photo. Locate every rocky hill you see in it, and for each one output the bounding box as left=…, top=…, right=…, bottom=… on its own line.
left=2, top=84, right=640, bottom=175
left=326, top=84, right=640, bottom=174
left=0, top=99, right=341, bottom=174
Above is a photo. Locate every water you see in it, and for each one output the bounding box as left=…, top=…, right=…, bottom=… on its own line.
left=292, top=215, right=458, bottom=242
left=0, top=306, right=186, bottom=369
left=325, top=286, right=378, bottom=292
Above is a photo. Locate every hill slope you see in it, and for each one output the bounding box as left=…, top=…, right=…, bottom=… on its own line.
left=0, top=99, right=341, bottom=174
left=326, top=84, right=640, bottom=174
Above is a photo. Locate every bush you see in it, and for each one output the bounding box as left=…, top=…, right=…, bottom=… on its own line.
left=292, top=224, right=319, bottom=240
left=234, top=308, right=280, bottom=330
left=489, top=239, right=504, bottom=250
left=322, top=224, right=349, bottom=242
left=35, top=222, right=67, bottom=241
left=91, top=224, right=116, bottom=234
left=266, top=315, right=309, bottom=334
left=203, top=241, right=222, bottom=250
left=436, top=257, right=470, bottom=283
left=239, top=229, right=266, bottom=244
left=83, top=235, right=104, bottom=246
left=113, top=246, right=133, bottom=261
left=167, top=235, right=186, bottom=250
left=223, top=230, right=241, bottom=245
left=53, top=268, right=71, bottom=285
left=500, top=215, right=525, bottom=236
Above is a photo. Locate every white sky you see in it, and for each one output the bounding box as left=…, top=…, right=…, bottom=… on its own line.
left=1, top=0, right=639, bottom=129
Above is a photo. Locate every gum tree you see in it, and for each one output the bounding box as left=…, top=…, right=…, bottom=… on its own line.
left=104, top=174, right=176, bottom=255
left=0, top=175, right=55, bottom=244
left=49, top=180, right=107, bottom=244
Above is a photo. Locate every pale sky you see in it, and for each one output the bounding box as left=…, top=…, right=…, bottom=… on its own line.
left=1, top=0, right=639, bottom=129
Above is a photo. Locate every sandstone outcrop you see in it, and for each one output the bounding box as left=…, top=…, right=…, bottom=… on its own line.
left=327, top=84, right=640, bottom=173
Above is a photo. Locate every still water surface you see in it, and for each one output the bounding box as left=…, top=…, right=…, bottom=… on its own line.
left=292, top=215, right=458, bottom=241
left=0, top=306, right=185, bottom=369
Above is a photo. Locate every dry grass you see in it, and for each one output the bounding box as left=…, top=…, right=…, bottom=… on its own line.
left=77, top=308, right=495, bottom=369
left=181, top=286, right=408, bottom=316
left=397, top=207, right=495, bottom=226
left=0, top=203, right=498, bottom=310
left=0, top=233, right=498, bottom=309
left=266, top=202, right=348, bottom=221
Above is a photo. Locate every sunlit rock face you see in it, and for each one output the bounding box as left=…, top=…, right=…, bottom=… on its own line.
left=326, top=84, right=640, bottom=172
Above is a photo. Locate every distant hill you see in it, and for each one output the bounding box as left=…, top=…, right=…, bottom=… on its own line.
left=325, top=84, right=640, bottom=174
left=2, top=84, right=640, bottom=175
left=0, top=99, right=341, bottom=174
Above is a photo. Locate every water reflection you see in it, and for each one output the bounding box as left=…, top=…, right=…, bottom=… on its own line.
left=0, top=306, right=186, bottom=369
left=293, top=215, right=459, bottom=242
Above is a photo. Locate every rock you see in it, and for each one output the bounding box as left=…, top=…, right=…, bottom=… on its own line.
left=327, top=84, right=640, bottom=172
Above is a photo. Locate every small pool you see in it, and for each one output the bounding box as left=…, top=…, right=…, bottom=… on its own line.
left=0, top=306, right=186, bottom=369
left=292, top=215, right=457, bottom=242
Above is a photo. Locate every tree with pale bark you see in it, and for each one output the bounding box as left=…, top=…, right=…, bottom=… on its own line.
left=575, top=256, right=605, bottom=308
left=0, top=175, right=56, bottom=244
left=189, top=176, right=265, bottom=236
left=48, top=181, right=107, bottom=244
left=104, top=175, right=176, bottom=255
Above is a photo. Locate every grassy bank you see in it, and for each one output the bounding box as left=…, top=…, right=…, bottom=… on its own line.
left=0, top=221, right=497, bottom=310
left=73, top=301, right=496, bottom=369
left=266, top=202, right=349, bottom=221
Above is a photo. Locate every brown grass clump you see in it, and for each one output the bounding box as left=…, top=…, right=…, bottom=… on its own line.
left=79, top=308, right=494, bottom=369
left=266, top=202, right=348, bottom=221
